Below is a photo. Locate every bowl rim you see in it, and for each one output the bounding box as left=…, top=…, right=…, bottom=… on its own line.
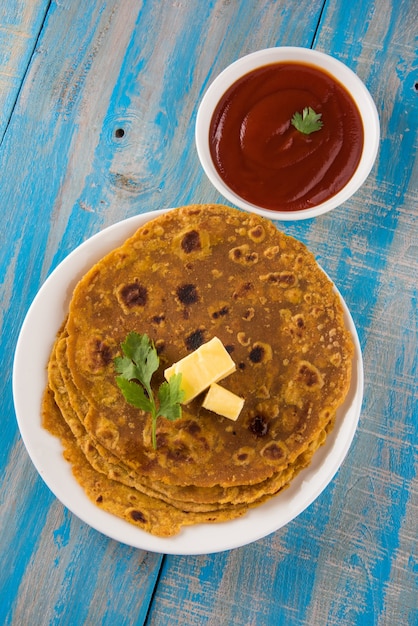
left=195, top=46, right=380, bottom=221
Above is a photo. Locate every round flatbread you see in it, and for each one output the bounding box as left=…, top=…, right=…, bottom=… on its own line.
left=42, top=204, right=354, bottom=535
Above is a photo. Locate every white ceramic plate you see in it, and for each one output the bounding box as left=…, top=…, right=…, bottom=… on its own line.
left=13, top=210, right=363, bottom=555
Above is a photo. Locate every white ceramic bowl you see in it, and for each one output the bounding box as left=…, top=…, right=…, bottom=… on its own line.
left=195, top=47, right=380, bottom=221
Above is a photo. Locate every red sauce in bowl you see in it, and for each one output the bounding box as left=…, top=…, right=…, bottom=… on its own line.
left=209, top=62, right=364, bottom=212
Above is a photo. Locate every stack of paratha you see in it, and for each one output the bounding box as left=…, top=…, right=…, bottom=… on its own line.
left=42, top=204, right=354, bottom=536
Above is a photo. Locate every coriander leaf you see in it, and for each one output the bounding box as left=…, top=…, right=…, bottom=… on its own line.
left=114, top=355, right=142, bottom=381
left=157, top=374, right=185, bottom=421
left=115, top=376, right=153, bottom=413
left=120, top=331, right=159, bottom=388
left=114, top=332, right=184, bottom=449
left=291, top=107, right=323, bottom=135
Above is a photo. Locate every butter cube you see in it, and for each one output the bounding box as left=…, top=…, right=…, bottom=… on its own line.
left=202, top=383, right=244, bottom=421
left=164, top=337, right=236, bottom=404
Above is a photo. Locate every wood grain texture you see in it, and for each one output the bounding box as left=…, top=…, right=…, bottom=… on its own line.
left=0, top=0, right=416, bottom=624
left=0, top=0, right=50, bottom=141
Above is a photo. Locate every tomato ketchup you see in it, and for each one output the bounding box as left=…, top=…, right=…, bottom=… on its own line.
left=209, top=62, right=364, bottom=212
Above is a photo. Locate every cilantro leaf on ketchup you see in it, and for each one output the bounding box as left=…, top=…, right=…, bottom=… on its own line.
left=291, top=107, right=323, bottom=134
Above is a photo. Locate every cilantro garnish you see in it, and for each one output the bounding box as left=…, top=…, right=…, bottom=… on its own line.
left=114, top=332, right=184, bottom=449
left=291, top=107, right=323, bottom=135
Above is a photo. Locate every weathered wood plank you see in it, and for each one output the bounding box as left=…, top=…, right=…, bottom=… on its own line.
left=0, top=1, right=165, bottom=624
left=0, top=0, right=50, bottom=141
left=306, top=3, right=418, bottom=622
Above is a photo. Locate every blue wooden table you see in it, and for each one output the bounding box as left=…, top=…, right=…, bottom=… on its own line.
left=1, top=1, right=417, bottom=624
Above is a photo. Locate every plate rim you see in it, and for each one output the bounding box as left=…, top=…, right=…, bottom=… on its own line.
left=13, top=209, right=363, bottom=555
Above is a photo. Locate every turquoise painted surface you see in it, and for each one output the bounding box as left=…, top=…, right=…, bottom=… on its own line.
left=0, top=0, right=417, bottom=624
left=0, top=0, right=50, bottom=141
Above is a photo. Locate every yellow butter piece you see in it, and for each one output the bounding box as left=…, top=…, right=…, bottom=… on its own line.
left=164, top=337, right=236, bottom=404
left=202, top=383, right=244, bottom=421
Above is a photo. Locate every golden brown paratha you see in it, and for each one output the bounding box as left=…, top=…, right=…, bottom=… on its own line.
left=42, top=204, right=354, bottom=536
left=47, top=329, right=329, bottom=512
